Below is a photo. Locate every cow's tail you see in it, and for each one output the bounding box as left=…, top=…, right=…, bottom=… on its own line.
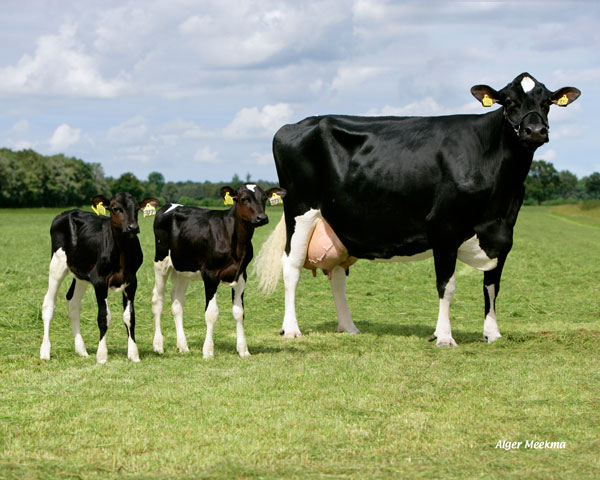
left=253, top=214, right=287, bottom=296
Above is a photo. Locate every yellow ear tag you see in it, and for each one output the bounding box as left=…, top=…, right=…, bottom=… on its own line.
left=92, top=202, right=106, bottom=216
left=482, top=94, right=494, bottom=107
left=224, top=192, right=234, bottom=205
left=269, top=193, right=283, bottom=206
left=143, top=204, right=156, bottom=217
left=557, top=94, right=569, bottom=106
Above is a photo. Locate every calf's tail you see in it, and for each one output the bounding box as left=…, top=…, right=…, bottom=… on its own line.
left=253, top=214, right=287, bottom=296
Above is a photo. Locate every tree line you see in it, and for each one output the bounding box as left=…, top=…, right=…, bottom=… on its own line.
left=1, top=148, right=599, bottom=208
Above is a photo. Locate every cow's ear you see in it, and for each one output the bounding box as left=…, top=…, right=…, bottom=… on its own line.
left=471, top=85, right=500, bottom=107
left=265, top=187, right=286, bottom=206
left=551, top=87, right=581, bottom=107
left=220, top=186, right=236, bottom=205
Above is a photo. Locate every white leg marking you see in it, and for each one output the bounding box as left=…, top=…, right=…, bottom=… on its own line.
left=232, top=277, right=250, bottom=357
left=483, top=284, right=502, bottom=343
left=170, top=272, right=190, bottom=353
left=281, top=209, right=322, bottom=338
left=68, top=279, right=89, bottom=357
left=330, top=266, right=359, bottom=334
left=203, top=293, right=219, bottom=358
left=105, top=299, right=112, bottom=328
left=434, top=275, right=458, bottom=347
left=152, top=257, right=171, bottom=354
left=40, top=248, right=69, bottom=360
left=123, top=300, right=140, bottom=362
left=97, top=334, right=108, bottom=364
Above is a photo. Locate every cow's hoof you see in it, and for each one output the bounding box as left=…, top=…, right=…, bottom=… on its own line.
left=484, top=332, right=502, bottom=344
left=237, top=346, right=251, bottom=358
left=428, top=335, right=437, bottom=342
left=40, top=341, right=51, bottom=360
left=279, top=328, right=302, bottom=338
left=153, top=335, right=164, bottom=355
left=337, top=324, right=360, bottom=334
left=177, top=342, right=189, bottom=354
left=436, top=337, right=458, bottom=347
left=74, top=336, right=88, bottom=357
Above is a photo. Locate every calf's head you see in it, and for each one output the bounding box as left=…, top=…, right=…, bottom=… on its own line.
left=92, top=193, right=160, bottom=236
left=471, top=72, right=580, bottom=149
left=220, top=184, right=287, bottom=227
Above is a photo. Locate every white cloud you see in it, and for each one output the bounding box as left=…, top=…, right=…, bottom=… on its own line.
left=536, top=148, right=557, bottom=163
left=107, top=116, right=148, bottom=144
left=0, top=24, right=129, bottom=98
left=366, top=97, right=483, bottom=117
left=48, top=124, right=81, bottom=152
left=194, top=146, right=220, bottom=164
left=222, top=103, right=294, bottom=139
left=250, top=152, right=274, bottom=166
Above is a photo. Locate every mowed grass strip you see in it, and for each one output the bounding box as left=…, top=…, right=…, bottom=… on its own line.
left=0, top=206, right=598, bottom=479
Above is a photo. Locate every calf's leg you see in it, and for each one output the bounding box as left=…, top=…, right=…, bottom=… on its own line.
left=93, top=285, right=110, bottom=364
left=40, top=248, right=69, bottom=360
left=170, top=271, right=191, bottom=353
left=67, top=278, right=89, bottom=357
left=151, top=257, right=171, bottom=354
left=203, top=278, right=219, bottom=358
left=232, top=274, right=250, bottom=357
left=123, top=282, right=140, bottom=362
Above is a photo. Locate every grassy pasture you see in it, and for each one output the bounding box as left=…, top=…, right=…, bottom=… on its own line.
left=0, top=206, right=598, bottom=479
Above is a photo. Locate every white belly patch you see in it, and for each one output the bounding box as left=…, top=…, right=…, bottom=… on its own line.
left=457, top=235, right=498, bottom=271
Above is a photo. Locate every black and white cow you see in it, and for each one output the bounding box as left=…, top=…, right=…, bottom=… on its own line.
left=254, top=73, right=580, bottom=345
left=40, top=193, right=159, bottom=363
left=151, top=184, right=285, bottom=357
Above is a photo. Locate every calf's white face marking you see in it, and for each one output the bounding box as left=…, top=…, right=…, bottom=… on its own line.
left=166, top=203, right=182, bottom=213
left=521, top=76, right=535, bottom=93
left=246, top=184, right=257, bottom=192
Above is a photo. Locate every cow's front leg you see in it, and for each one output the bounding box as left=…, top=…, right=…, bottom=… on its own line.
left=232, top=273, right=250, bottom=357
left=93, top=284, right=110, bottom=364
left=123, top=282, right=140, bottom=362
left=483, top=256, right=506, bottom=343
left=202, top=277, right=219, bottom=358
left=431, top=250, right=458, bottom=347
left=330, top=266, right=359, bottom=334
left=280, top=209, right=321, bottom=338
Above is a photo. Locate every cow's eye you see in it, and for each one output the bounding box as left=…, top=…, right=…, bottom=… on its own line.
left=504, top=98, right=515, bottom=107
left=112, top=207, right=122, bottom=213
left=241, top=198, right=250, bottom=205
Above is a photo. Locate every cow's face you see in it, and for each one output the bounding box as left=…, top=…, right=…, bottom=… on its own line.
left=221, top=184, right=287, bottom=227
left=92, top=193, right=159, bottom=236
left=471, top=73, right=580, bottom=150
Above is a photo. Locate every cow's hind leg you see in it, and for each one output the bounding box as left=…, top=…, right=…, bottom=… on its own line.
left=483, top=256, right=506, bottom=343
left=67, top=278, right=89, bottom=357
left=202, top=276, right=219, bottom=358
left=151, top=257, right=171, bottom=354
left=330, top=266, right=359, bottom=334
left=40, top=248, right=69, bottom=360
left=281, top=209, right=321, bottom=338
left=232, top=273, right=250, bottom=357
left=430, top=250, right=458, bottom=347
left=170, top=271, right=191, bottom=353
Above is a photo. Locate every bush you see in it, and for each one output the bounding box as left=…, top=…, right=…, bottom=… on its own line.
left=580, top=199, right=600, bottom=211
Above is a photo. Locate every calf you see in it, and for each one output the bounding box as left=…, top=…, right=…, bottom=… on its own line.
left=39, top=193, right=159, bottom=363
left=151, top=184, right=285, bottom=357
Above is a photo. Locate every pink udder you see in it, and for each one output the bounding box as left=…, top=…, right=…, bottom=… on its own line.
left=304, top=218, right=356, bottom=275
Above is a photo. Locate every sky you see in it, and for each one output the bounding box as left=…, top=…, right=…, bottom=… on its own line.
left=0, top=0, right=598, bottom=183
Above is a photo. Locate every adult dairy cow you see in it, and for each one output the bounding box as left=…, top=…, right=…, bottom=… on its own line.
left=254, top=73, right=580, bottom=346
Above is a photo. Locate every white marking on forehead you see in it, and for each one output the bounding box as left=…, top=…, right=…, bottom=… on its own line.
left=166, top=203, right=182, bottom=213
left=521, top=76, right=535, bottom=93
left=246, top=184, right=256, bottom=192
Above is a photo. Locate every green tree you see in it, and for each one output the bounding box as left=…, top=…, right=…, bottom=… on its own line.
left=525, top=160, right=560, bottom=205
left=584, top=172, right=600, bottom=199
left=557, top=170, right=579, bottom=198
left=111, top=172, right=144, bottom=198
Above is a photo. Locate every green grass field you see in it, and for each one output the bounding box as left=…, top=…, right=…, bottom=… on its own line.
left=0, top=206, right=598, bottom=479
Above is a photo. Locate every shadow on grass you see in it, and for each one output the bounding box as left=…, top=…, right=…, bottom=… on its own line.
left=312, top=320, right=488, bottom=344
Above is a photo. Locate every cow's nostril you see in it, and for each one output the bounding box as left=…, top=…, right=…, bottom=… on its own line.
left=525, top=127, right=532, bottom=135
left=540, top=128, right=547, bottom=136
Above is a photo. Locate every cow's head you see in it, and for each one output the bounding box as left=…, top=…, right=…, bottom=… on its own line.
left=471, top=73, right=580, bottom=149
left=92, top=193, right=160, bottom=236
left=220, top=184, right=287, bottom=227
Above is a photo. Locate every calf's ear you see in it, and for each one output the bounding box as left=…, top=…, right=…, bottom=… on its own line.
left=551, top=87, right=581, bottom=107
left=91, top=195, right=110, bottom=208
left=471, top=85, right=500, bottom=107
left=220, top=186, right=236, bottom=205
left=266, top=187, right=286, bottom=206
left=139, top=197, right=160, bottom=209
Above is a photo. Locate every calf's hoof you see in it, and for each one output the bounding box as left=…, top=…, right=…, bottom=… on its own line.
left=40, top=341, right=51, bottom=360
left=237, top=345, right=251, bottom=357
left=153, top=335, right=164, bottom=355
left=483, top=332, right=502, bottom=344
left=436, top=337, right=458, bottom=347
left=279, top=328, right=302, bottom=338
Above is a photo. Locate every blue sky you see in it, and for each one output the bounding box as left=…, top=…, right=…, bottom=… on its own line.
left=0, top=1, right=597, bottom=182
